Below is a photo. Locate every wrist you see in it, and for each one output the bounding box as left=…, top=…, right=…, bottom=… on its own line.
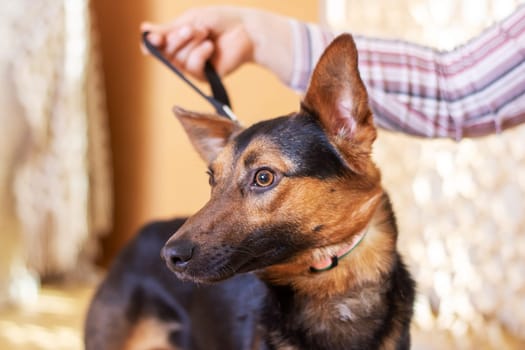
left=242, top=9, right=294, bottom=83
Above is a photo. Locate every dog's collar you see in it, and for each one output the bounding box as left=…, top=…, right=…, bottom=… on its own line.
left=309, top=228, right=368, bottom=273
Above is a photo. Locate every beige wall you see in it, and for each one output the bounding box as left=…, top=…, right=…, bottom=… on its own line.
left=92, top=0, right=318, bottom=263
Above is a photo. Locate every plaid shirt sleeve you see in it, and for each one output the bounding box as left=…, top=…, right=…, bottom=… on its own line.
left=287, top=4, right=525, bottom=140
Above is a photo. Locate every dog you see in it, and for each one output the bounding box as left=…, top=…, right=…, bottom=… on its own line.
left=85, top=34, right=415, bottom=350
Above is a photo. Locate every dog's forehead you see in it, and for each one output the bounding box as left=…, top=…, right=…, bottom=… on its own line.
left=233, top=115, right=289, bottom=154
left=234, top=114, right=320, bottom=151
left=230, top=113, right=348, bottom=178
left=209, top=116, right=298, bottom=174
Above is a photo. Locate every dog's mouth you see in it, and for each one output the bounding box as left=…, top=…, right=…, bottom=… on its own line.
left=170, top=245, right=300, bottom=283
left=164, top=222, right=319, bottom=283
left=171, top=261, right=257, bottom=284
left=166, top=254, right=238, bottom=284
left=172, top=268, right=233, bottom=284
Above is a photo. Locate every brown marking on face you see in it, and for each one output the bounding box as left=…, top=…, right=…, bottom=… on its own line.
left=164, top=135, right=306, bottom=282
left=166, top=111, right=389, bottom=287
left=171, top=123, right=385, bottom=278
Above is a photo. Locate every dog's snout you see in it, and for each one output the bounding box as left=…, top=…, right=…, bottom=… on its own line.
left=162, top=240, right=195, bottom=272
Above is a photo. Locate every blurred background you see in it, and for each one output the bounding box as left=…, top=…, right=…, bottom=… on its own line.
left=0, top=0, right=524, bottom=349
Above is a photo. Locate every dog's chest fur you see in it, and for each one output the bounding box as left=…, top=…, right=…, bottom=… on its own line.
left=261, top=281, right=392, bottom=350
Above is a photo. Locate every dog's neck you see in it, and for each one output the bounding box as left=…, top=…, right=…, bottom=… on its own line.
left=258, top=192, right=397, bottom=299
left=308, top=226, right=368, bottom=273
left=257, top=192, right=400, bottom=349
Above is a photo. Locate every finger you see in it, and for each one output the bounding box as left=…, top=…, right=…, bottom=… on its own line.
left=172, top=40, right=200, bottom=69
left=140, top=21, right=156, bottom=32
left=140, top=21, right=180, bottom=55
left=172, top=28, right=209, bottom=67
left=140, top=21, right=156, bottom=34
left=185, top=40, right=214, bottom=80
left=164, top=25, right=193, bottom=56
left=140, top=31, right=165, bottom=56
left=147, top=32, right=164, bottom=46
left=141, top=21, right=173, bottom=37
left=140, top=22, right=164, bottom=44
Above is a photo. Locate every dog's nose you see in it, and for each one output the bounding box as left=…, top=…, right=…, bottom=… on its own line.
left=162, top=240, right=195, bottom=272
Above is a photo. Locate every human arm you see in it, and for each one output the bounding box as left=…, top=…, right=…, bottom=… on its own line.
left=290, top=5, right=525, bottom=139
left=142, top=5, right=525, bottom=139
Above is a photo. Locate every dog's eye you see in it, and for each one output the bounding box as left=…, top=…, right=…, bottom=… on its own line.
left=253, top=169, right=274, bottom=187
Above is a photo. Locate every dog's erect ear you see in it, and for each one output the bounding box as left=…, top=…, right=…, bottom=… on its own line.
left=173, top=106, right=241, bottom=164
left=302, top=34, right=376, bottom=173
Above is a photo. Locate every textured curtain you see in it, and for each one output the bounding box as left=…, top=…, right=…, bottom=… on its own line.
left=2, top=0, right=112, bottom=277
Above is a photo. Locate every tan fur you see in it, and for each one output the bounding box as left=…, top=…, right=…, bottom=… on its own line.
left=169, top=130, right=388, bottom=292
left=258, top=191, right=395, bottom=299
left=123, top=318, right=181, bottom=350
left=160, top=34, right=414, bottom=349
left=86, top=34, right=413, bottom=350
left=170, top=33, right=392, bottom=298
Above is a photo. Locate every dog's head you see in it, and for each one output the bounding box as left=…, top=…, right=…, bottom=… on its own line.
left=162, top=34, right=382, bottom=283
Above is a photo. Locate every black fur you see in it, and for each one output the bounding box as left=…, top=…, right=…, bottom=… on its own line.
left=86, top=212, right=414, bottom=350
left=86, top=189, right=415, bottom=350
left=234, top=114, right=348, bottom=179
left=85, top=218, right=267, bottom=350
left=232, top=222, right=318, bottom=273
left=86, top=116, right=415, bottom=349
left=86, top=32, right=416, bottom=348
left=260, top=257, right=414, bottom=350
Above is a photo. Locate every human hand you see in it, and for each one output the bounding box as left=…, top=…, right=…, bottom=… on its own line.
left=141, top=6, right=293, bottom=82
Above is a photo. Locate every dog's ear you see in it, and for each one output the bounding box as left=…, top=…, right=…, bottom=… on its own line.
left=173, top=106, right=241, bottom=163
left=302, top=34, right=376, bottom=174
